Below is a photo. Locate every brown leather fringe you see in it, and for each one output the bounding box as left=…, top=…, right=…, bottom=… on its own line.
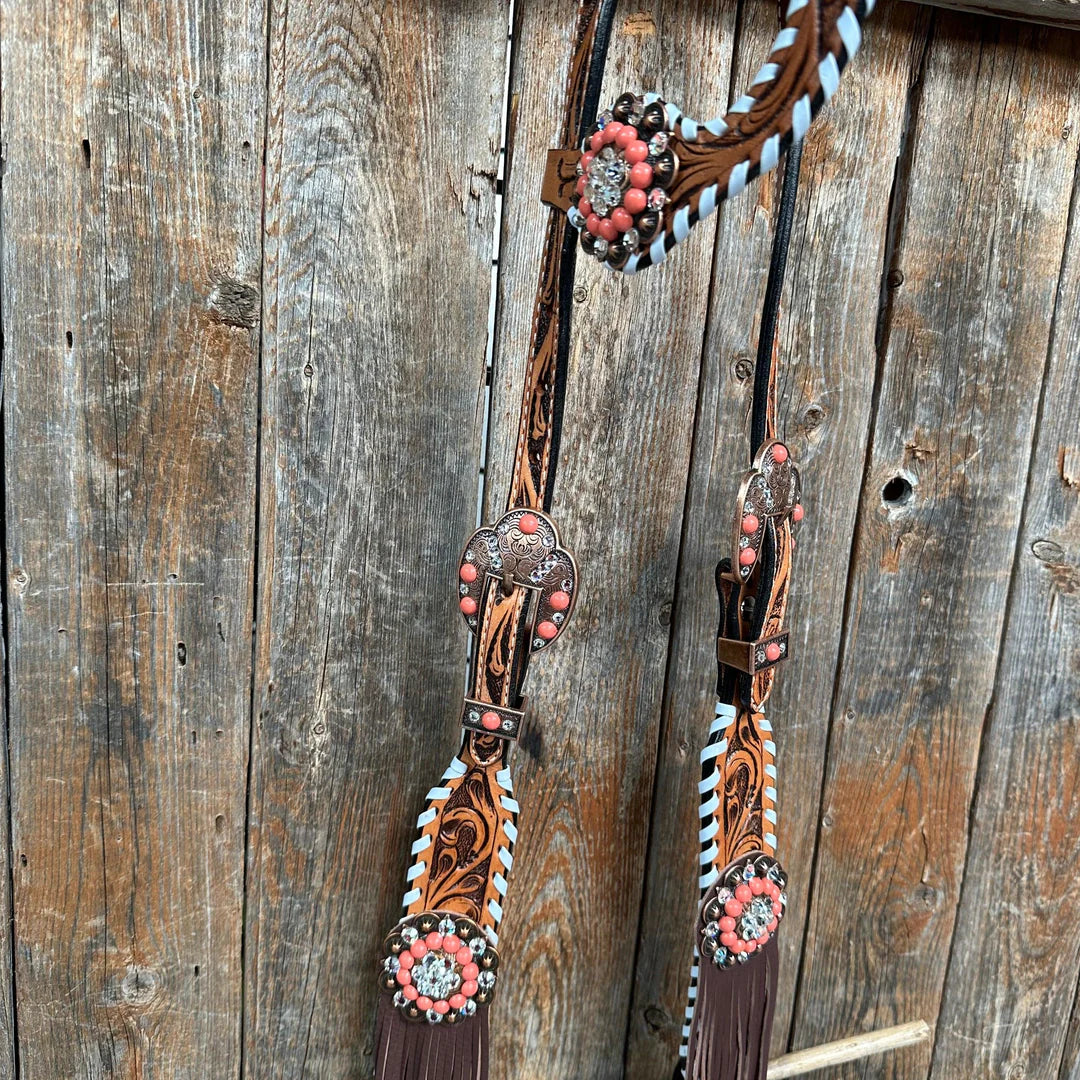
left=374, top=995, right=489, bottom=1080
left=684, top=935, right=779, bottom=1080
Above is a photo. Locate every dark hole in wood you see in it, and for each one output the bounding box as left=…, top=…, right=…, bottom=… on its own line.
left=214, top=815, right=225, bottom=834
left=177, top=641, right=187, bottom=665
left=65, top=331, right=73, bottom=348
left=191, top=730, right=197, bottom=745
left=194, top=966, right=200, bottom=977
left=19, top=854, right=26, bottom=867
left=882, top=476, right=913, bottom=506
left=81, top=139, right=91, bottom=168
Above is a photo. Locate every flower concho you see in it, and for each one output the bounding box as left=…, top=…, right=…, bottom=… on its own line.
left=380, top=913, right=500, bottom=1025
left=699, top=854, right=787, bottom=970
left=569, top=92, right=678, bottom=270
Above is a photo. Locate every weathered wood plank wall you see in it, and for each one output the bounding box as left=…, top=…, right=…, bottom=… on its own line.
left=0, top=3, right=1078, bottom=1080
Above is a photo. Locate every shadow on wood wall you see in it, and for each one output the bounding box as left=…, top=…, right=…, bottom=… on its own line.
left=0, top=1, right=1077, bottom=1078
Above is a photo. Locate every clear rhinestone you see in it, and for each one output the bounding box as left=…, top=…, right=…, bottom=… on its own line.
left=737, top=951, right=749, bottom=964
left=426, top=1009, right=443, bottom=1024
left=461, top=999, right=477, bottom=1017
left=533, top=638, right=544, bottom=648
left=704, top=921, right=720, bottom=941
left=438, top=916, right=457, bottom=935
left=739, top=537, right=749, bottom=548
left=743, top=864, right=755, bottom=881
left=469, top=617, right=477, bottom=627
left=714, top=947, right=729, bottom=966
left=414, top=952, right=461, bottom=1001
left=623, top=227, right=640, bottom=251
left=552, top=612, right=563, bottom=625
left=757, top=651, right=766, bottom=665
left=401, top=926, right=419, bottom=945
left=717, top=888, right=733, bottom=903
left=394, top=990, right=407, bottom=1008
left=562, top=579, right=572, bottom=591
left=593, top=239, right=609, bottom=260
left=779, top=642, right=786, bottom=654
left=459, top=584, right=468, bottom=595
left=469, top=710, right=480, bottom=722
left=568, top=207, right=585, bottom=229
left=648, top=131, right=669, bottom=155
left=465, top=551, right=475, bottom=562
left=384, top=955, right=401, bottom=974
left=478, top=970, right=496, bottom=991
left=647, top=187, right=668, bottom=211
left=468, top=937, right=486, bottom=958
left=502, top=719, right=514, bottom=732
left=597, top=109, right=614, bottom=128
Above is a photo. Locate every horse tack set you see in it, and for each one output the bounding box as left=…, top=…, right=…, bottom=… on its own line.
left=373, top=2, right=874, bottom=1078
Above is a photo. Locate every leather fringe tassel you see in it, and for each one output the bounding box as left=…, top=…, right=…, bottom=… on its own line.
left=684, top=935, right=779, bottom=1080
left=374, top=994, right=489, bottom=1080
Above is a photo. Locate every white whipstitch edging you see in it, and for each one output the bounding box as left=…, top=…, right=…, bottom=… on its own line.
left=400, top=750, right=519, bottom=949
left=619, top=0, right=868, bottom=277
left=678, top=702, right=739, bottom=1069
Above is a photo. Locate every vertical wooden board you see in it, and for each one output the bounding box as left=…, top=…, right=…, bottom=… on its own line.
left=485, top=3, right=731, bottom=1076
left=1, top=0, right=266, bottom=1076
left=625, top=6, right=927, bottom=1075
left=930, top=51, right=1080, bottom=1076
left=244, top=2, right=507, bottom=1076
left=791, top=17, right=1080, bottom=1078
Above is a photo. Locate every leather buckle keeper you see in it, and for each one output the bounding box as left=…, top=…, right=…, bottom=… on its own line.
left=461, top=698, right=526, bottom=741
left=716, top=630, right=790, bottom=675
left=541, top=148, right=580, bottom=211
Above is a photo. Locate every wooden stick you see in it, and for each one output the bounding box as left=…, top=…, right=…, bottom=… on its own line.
left=767, top=1020, right=932, bottom=1078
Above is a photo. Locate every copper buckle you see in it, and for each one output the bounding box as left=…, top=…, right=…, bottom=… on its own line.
left=716, top=630, right=790, bottom=674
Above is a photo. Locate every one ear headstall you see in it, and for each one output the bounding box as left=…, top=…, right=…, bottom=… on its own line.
left=542, top=0, right=873, bottom=273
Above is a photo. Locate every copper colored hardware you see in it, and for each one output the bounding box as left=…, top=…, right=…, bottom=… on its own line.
left=717, top=630, right=790, bottom=674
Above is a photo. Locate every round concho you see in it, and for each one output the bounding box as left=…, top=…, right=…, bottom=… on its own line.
left=378, top=912, right=500, bottom=1024
left=698, top=854, right=787, bottom=970
left=570, top=91, right=678, bottom=270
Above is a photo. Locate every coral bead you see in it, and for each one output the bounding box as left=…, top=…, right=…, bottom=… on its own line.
left=611, top=207, right=634, bottom=232
left=772, top=901, right=783, bottom=915
left=462, top=980, right=479, bottom=997
left=629, top=162, right=653, bottom=189
left=460, top=563, right=477, bottom=583
left=462, top=962, right=479, bottom=981
left=767, top=918, right=779, bottom=933
left=598, top=218, right=618, bottom=242
left=456, top=947, right=473, bottom=965
left=398, top=952, right=414, bottom=971
left=577, top=198, right=592, bottom=219
left=772, top=443, right=789, bottom=463
left=765, top=881, right=779, bottom=898
left=765, top=643, right=781, bottom=662
left=550, top=590, right=571, bottom=611
left=734, top=884, right=752, bottom=904
left=417, top=996, right=434, bottom=1012
left=586, top=213, right=602, bottom=236
left=731, top=940, right=745, bottom=954
left=434, top=1000, right=450, bottom=1014
left=624, top=140, right=649, bottom=164
left=739, top=548, right=756, bottom=568
left=623, top=188, right=647, bottom=214
left=580, top=151, right=595, bottom=171
left=403, top=984, right=419, bottom=1001
left=604, top=121, right=625, bottom=142
left=724, top=898, right=743, bottom=918
left=615, top=125, right=638, bottom=149
left=395, top=969, right=412, bottom=986
left=449, top=994, right=466, bottom=1010
left=745, top=939, right=757, bottom=953
left=720, top=931, right=738, bottom=948
left=519, top=513, right=539, bottom=534
left=537, top=621, right=559, bottom=640
left=742, top=514, right=759, bottom=535
left=410, top=941, right=428, bottom=959
left=443, top=934, right=461, bottom=954
left=576, top=175, right=587, bottom=197
left=589, top=131, right=605, bottom=152
left=426, top=933, right=444, bottom=951
left=749, top=876, right=765, bottom=895
left=757, top=933, right=770, bottom=945
left=793, top=503, right=804, bottom=522
left=460, top=597, right=477, bottom=616
left=719, top=916, right=736, bottom=932
left=601, top=124, right=618, bottom=144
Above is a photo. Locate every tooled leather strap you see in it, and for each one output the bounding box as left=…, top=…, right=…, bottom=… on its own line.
left=395, top=0, right=616, bottom=946
left=542, top=0, right=872, bottom=274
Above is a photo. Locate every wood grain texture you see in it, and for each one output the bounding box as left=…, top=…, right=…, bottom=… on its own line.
left=243, top=2, right=507, bottom=1076
left=483, top=3, right=734, bottom=1076
left=625, top=6, right=928, bottom=1074
left=928, top=36, right=1080, bottom=1076
left=790, top=15, right=1080, bottom=1078
left=912, top=0, right=1080, bottom=29
left=1, top=0, right=266, bottom=1076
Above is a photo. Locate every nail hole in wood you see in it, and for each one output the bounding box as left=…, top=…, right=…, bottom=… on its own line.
left=214, top=815, right=225, bottom=834
left=882, top=476, right=913, bottom=506
left=81, top=139, right=91, bottom=168
left=194, top=965, right=200, bottom=977
left=177, top=641, right=187, bottom=665
left=65, top=331, right=73, bottom=348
